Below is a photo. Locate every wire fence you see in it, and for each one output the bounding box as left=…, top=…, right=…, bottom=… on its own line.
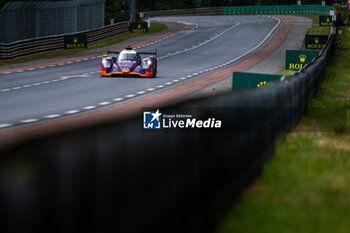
left=0, top=0, right=105, bottom=43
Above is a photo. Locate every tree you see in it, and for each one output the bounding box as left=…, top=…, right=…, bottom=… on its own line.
left=105, top=0, right=124, bottom=24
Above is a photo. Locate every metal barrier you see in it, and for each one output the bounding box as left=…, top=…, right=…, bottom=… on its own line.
left=0, top=22, right=128, bottom=59
left=145, top=7, right=223, bottom=17
left=0, top=34, right=335, bottom=233
left=145, top=5, right=335, bottom=18
left=223, top=4, right=335, bottom=15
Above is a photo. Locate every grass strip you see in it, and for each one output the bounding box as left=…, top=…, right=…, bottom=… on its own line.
left=0, top=22, right=168, bottom=67
left=217, top=27, right=350, bottom=233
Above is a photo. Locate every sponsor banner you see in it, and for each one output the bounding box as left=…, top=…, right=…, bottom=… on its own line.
left=232, top=72, right=282, bottom=89
left=319, top=15, right=332, bottom=26
left=305, top=35, right=328, bottom=50
left=130, top=22, right=148, bottom=33
left=285, top=50, right=319, bottom=71
left=64, top=34, right=87, bottom=49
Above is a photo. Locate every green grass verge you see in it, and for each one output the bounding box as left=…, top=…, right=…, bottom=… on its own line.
left=216, top=28, right=350, bottom=233
left=0, top=22, right=168, bottom=67
left=277, top=69, right=296, bottom=76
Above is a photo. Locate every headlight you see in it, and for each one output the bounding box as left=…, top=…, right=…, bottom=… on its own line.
left=142, top=59, right=152, bottom=69
left=102, top=59, right=112, bottom=69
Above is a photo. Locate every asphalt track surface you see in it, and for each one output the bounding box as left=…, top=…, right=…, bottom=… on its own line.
left=0, top=16, right=281, bottom=129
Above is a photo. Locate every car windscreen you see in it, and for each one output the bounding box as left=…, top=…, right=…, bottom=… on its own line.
left=118, top=53, right=136, bottom=61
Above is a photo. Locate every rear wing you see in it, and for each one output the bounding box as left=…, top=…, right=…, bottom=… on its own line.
left=105, top=49, right=157, bottom=60
left=107, top=50, right=119, bottom=57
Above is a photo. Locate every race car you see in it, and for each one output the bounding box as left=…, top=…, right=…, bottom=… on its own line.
left=100, top=45, right=157, bottom=78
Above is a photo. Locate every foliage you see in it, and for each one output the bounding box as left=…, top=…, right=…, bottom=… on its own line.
left=104, top=0, right=125, bottom=24
left=333, top=3, right=350, bottom=26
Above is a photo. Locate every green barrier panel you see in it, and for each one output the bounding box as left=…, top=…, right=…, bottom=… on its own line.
left=232, top=72, right=283, bottom=89
left=64, top=34, right=87, bottom=49
left=305, top=35, right=329, bottom=50
left=319, top=15, right=332, bottom=26
left=130, top=22, right=148, bottom=33
left=223, top=5, right=334, bottom=16
left=285, top=50, right=319, bottom=71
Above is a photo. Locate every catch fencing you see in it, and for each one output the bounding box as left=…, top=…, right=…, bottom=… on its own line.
left=0, top=0, right=105, bottom=43
left=0, top=33, right=335, bottom=233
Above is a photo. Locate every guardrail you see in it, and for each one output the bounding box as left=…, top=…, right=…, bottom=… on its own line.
left=145, top=7, right=223, bottom=17
left=146, top=5, right=334, bottom=18
left=0, top=33, right=335, bottom=233
left=0, top=22, right=128, bottom=60
left=223, top=4, right=335, bottom=15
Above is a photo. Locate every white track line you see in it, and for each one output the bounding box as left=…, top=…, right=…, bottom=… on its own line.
left=45, top=114, right=61, bottom=119
left=21, top=119, right=38, bottom=123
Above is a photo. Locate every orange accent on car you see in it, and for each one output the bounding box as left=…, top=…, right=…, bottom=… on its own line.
left=122, top=69, right=130, bottom=74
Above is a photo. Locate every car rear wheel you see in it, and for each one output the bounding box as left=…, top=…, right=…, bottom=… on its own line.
left=152, top=61, right=157, bottom=78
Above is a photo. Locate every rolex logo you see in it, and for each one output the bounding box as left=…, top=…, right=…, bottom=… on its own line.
left=138, top=24, right=141, bottom=29
left=314, top=37, right=319, bottom=43
left=299, top=54, right=307, bottom=63
left=73, top=37, right=78, bottom=43
left=326, top=17, right=330, bottom=22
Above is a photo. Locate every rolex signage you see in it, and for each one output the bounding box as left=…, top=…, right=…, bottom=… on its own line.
left=305, top=35, right=328, bottom=50
left=232, top=72, right=282, bottom=89
left=64, top=34, right=87, bottom=49
left=319, top=15, right=332, bottom=26
left=130, top=22, right=148, bottom=33
left=285, top=50, right=319, bottom=71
